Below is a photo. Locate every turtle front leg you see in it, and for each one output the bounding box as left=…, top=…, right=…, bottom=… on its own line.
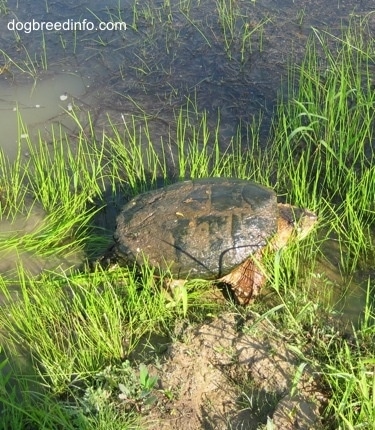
left=219, top=252, right=266, bottom=305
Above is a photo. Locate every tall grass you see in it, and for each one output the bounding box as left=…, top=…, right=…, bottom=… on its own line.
left=0, top=146, right=29, bottom=218
left=268, top=21, right=375, bottom=274
left=0, top=260, right=206, bottom=429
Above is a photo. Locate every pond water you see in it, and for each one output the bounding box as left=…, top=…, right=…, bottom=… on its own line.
left=1, top=0, right=372, bottom=161
left=0, top=73, right=87, bottom=159
left=0, top=0, right=373, bottom=322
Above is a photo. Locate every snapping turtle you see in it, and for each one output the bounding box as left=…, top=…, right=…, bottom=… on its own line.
left=103, top=178, right=317, bottom=304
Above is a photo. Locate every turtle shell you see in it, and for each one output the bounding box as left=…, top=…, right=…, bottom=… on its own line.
left=112, top=178, right=278, bottom=279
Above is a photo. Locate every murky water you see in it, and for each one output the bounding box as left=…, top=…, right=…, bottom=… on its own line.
left=0, top=73, right=87, bottom=159
left=315, top=253, right=372, bottom=326
left=0, top=200, right=85, bottom=306
left=0, top=0, right=373, bottom=319
left=1, top=0, right=372, bottom=160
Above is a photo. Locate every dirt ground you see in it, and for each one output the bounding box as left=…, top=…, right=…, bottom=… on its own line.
left=136, top=312, right=327, bottom=430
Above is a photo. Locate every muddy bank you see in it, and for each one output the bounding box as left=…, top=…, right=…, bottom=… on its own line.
left=135, top=312, right=326, bottom=429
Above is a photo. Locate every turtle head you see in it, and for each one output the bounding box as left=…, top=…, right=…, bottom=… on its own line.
left=275, top=203, right=317, bottom=249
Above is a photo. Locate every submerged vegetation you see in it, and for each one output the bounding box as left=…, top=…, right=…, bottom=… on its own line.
left=0, top=4, right=374, bottom=430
